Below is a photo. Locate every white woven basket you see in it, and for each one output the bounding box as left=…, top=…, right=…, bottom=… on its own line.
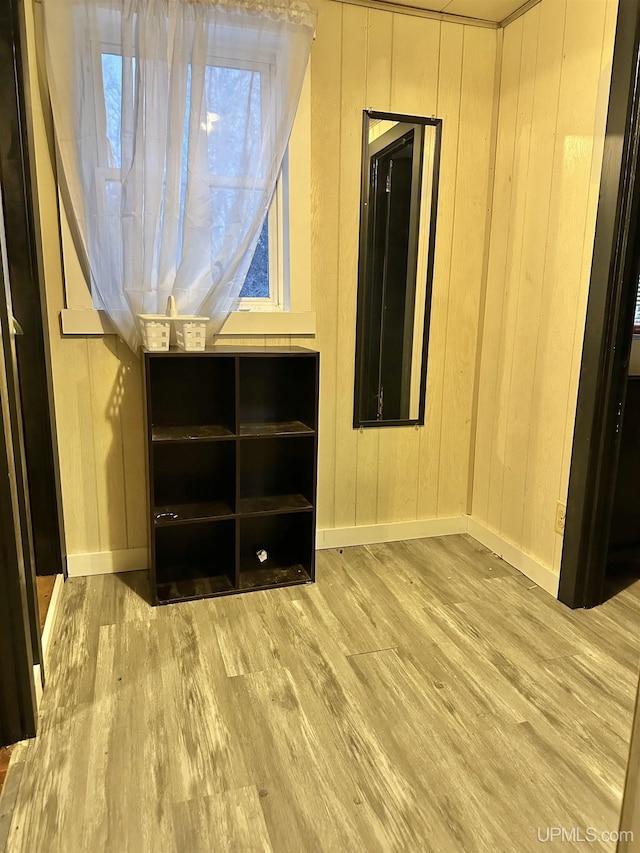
left=175, top=317, right=208, bottom=352
left=139, top=315, right=171, bottom=351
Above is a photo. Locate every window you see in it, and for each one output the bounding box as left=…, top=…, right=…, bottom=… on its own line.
left=635, top=277, right=640, bottom=336
left=59, top=31, right=313, bottom=336
left=99, top=48, right=281, bottom=310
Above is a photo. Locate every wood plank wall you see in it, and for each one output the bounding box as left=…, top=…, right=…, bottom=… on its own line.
left=472, top=0, right=618, bottom=574
left=23, top=0, right=498, bottom=557
left=313, top=0, right=497, bottom=531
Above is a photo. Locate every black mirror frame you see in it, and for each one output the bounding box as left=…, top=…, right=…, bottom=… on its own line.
left=353, top=109, right=442, bottom=429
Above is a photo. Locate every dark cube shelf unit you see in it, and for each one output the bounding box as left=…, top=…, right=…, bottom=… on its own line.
left=143, top=346, right=319, bottom=605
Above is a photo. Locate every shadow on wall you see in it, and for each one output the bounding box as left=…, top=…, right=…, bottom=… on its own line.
left=106, top=341, right=153, bottom=606
left=104, top=336, right=148, bottom=567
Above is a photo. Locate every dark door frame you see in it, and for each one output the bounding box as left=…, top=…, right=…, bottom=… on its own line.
left=0, top=0, right=66, bottom=580
left=0, top=342, right=38, bottom=746
left=559, top=0, right=640, bottom=608
left=0, top=197, right=39, bottom=747
left=0, top=0, right=67, bottom=744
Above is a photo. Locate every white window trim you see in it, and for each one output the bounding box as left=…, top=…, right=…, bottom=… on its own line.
left=59, top=63, right=314, bottom=337
left=236, top=176, right=284, bottom=312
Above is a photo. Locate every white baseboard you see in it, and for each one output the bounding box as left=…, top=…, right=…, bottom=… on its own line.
left=41, top=574, right=64, bottom=663
left=466, top=518, right=559, bottom=597
left=316, top=516, right=468, bottom=550
left=66, top=547, right=149, bottom=577
left=63, top=522, right=558, bottom=600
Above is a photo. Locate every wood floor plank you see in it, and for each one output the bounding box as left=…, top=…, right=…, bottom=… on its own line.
left=371, top=538, right=483, bottom=605
left=212, top=595, right=286, bottom=677
left=406, top=603, right=635, bottom=804
left=312, top=549, right=400, bottom=654
left=4, top=536, right=639, bottom=852
left=459, top=719, right=615, bottom=852
left=352, top=644, right=616, bottom=849
left=157, top=601, right=253, bottom=802
left=317, top=542, right=472, bottom=653
left=535, top=650, right=637, bottom=741
left=41, top=576, right=102, bottom=708
left=273, top=597, right=518, bottom=851
left=6, top=704, right=94, bottom=851
left=314, top=664, right=487, bottom=848
left=348, top=647, right=529, bottom=852
left=0, top=742, right=26, bottom=853
left=96, top=571, right=157, bottom=626
left=173, top=785, right=274, bottom=853
left=80, top=620, right=175, bottom=852
left=399, top=637, right=533, bottom=726
left=235, top=594, right=418, bottom=848
left=451, top=587, right=585, bottom=663
left=226, top=666, right=374, bottom=852
left=490, top=579, right=640, bottom=674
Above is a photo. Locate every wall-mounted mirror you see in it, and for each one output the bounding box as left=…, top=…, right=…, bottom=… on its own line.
left=354, top=110, right=442, bottom=427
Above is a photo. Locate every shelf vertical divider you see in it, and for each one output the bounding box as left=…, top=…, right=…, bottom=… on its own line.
left=311, top=353, right=320, bottom=582
left=144, top=354, right=159, bottom=604
left=234, top=354, right=241, bottom=589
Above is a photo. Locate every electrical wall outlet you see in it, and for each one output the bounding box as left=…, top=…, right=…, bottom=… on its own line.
left=555, top=502, right=566, bottom=535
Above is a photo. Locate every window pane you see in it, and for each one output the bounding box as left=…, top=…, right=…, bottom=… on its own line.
left=205, top=65, right=262, bottom=178
left=240, top=219, right=269, bottom=298
left=102, top=53, right=122, bottom=167
left=100, top=53, right=271, bottom=300
left=635, top=277, right=640, bottom=328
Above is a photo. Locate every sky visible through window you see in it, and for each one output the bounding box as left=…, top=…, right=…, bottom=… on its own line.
left=101, top=53, right=269, bottom=299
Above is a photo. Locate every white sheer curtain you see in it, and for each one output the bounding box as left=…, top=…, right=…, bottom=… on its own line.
left=42, top=0, right=315, bottom=350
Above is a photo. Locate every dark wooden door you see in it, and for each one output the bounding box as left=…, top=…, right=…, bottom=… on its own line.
left=0, top=192, right=39, bottom=746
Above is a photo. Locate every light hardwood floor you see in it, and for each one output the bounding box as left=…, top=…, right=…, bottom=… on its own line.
left=4, top=535, right=640, bottom=852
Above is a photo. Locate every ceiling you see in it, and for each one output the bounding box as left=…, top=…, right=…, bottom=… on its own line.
left=370, top=0, right=534, bottom=24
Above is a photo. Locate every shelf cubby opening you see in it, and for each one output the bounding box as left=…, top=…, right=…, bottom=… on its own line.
left=239, top=436, right=314, bottom=516
left=155, top=519, right=236, bottom=603
left=149, top=356, right=235, bottom=436
left=153, top=442, right=235, bottom=522
left=239, top=513, right=314, bottom=590
left=239, top=356, right=316, bottom=433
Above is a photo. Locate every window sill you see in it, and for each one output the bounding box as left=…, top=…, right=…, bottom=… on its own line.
left=220, top=310, right=315, bottom=335
left=59, top=308, right=316, bottom=338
